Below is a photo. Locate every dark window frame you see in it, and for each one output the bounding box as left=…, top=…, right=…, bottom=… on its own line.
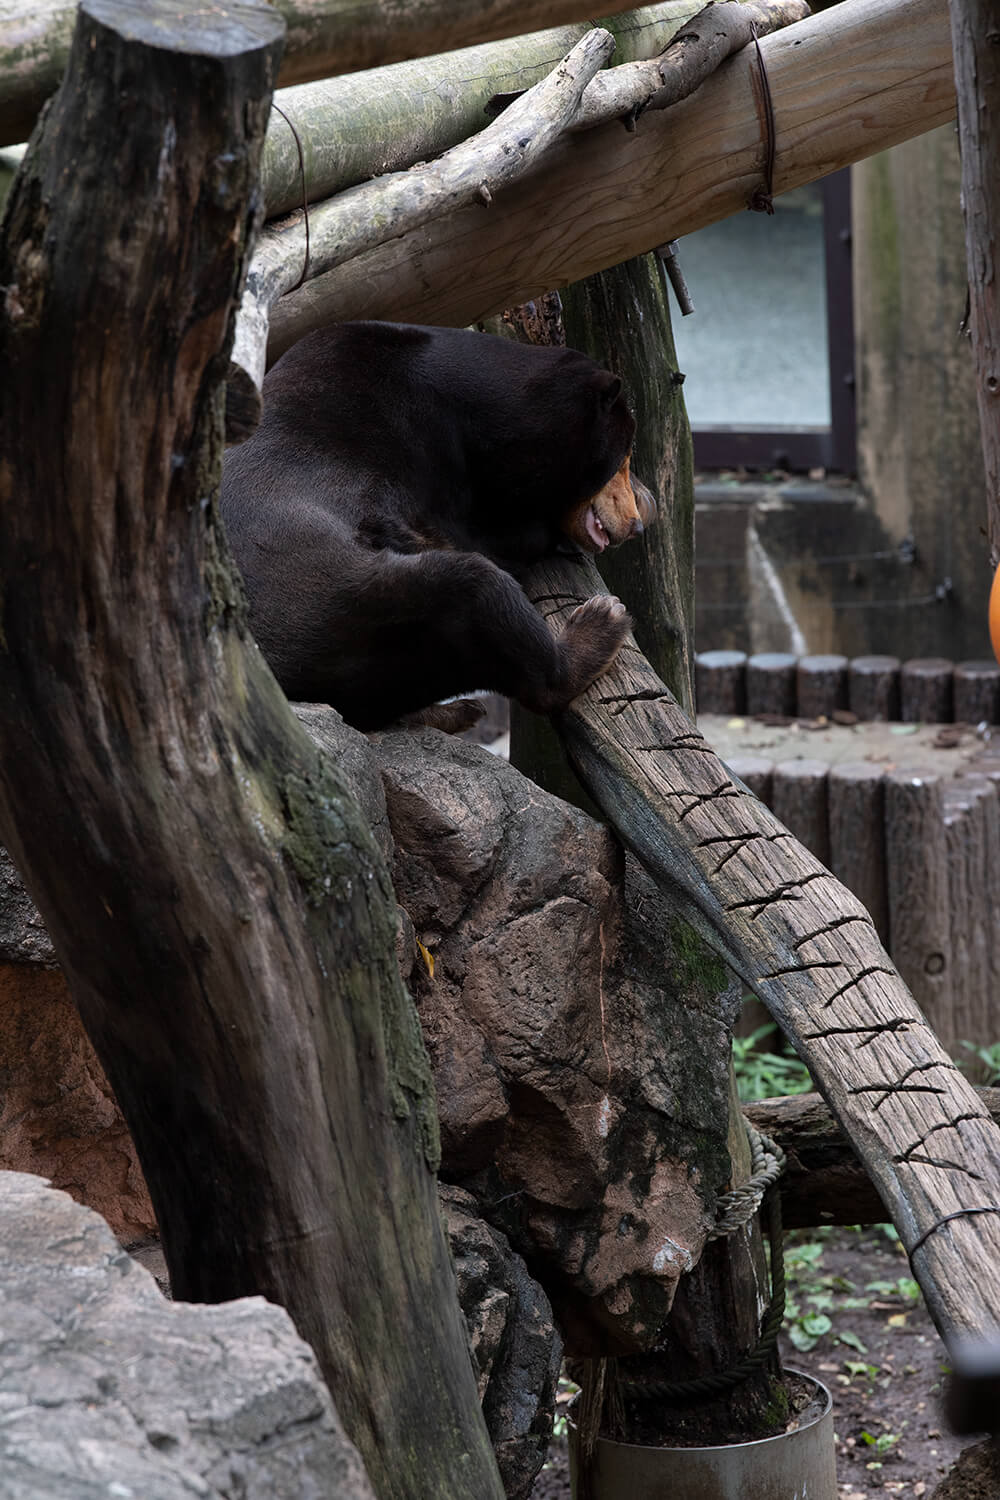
left=690, top=170, right=856, bottom=475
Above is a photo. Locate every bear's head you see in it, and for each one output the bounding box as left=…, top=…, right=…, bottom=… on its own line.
left=563, top=453, right=657, bottom=554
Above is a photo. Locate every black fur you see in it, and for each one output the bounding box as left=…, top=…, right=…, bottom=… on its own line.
left=220, top=321, right=642, bottom=730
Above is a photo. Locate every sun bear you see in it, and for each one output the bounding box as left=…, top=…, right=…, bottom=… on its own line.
left=220, top=321, right=655, bottom=730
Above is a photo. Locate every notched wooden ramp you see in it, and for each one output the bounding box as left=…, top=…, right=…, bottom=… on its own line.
left=528, top=554, right=1000, bottom=1352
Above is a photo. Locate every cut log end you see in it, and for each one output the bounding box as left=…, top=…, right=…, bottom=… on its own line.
left=83, top=0, right=287, bottom=57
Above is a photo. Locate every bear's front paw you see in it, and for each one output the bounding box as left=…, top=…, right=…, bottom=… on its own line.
left=558, top=594, right=632, bottom=703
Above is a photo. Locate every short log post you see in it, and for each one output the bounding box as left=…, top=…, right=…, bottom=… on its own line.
left=954, top=660, right=1000, bottom=724
left=796, top=654, right=849, bottom=719
left=849, top=655, right=902, bottom=721
left=726, top=754, right=775, bottom=805
left=901, top=657, right=955, bottom=722
left=696, top=649, right=747, bottom=714
left=771, top=759, right=830, bottom=868
left=828, top=762, right=889, bottom=944
left=884, top=769, right=952, bottom=1042
left=746, top=652, right=798, bottom=716
left=942, top=777, right=998, bottom=1061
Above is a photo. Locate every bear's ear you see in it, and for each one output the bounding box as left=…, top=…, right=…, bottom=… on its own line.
left=597, top=373, right=623, bottom=408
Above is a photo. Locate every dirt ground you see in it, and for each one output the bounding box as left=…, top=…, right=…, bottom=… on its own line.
left=530, top=1225, right=986, bottom=1499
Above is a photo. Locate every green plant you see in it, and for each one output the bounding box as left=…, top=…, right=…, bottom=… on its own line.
left=956, top=1040, right=1000, bottom=1085
left=552, top=1374, right=580, bottom=1439
left=865, top=1276, right=921, bottom=1304
left=861, top=1430, right=899, bottom=1458
left=732, top=1022, right=814, bottom=1101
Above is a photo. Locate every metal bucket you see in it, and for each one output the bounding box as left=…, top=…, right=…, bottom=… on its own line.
left=569, top=1371, right=836, bottom=1499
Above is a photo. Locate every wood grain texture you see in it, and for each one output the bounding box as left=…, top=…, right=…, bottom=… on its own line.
left=0, top=0, right=697, bottom=146
left=828, top=761, right=889, bottom=944
left=269, top=0, right=956, bottom=349
left=526, top=555, right=1000, bottom=1347
left=772, top=759, right=830, bottom=867
left=948, top=0, right=1000, bottom=563
left=0, top=4, right=503, bottom=1494
left=849, top=655, right=902, bottom=721
left=259, top=1, right=799, bottom=219
left=746, top=652, right=797, bottom=716
left=745, top=1088, right=1000, bottom=1228
left=901, top=657, right=955, bottom=723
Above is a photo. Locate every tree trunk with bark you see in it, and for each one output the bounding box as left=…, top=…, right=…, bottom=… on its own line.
left=0, top=4, right=502, bottom=1497
left=948, top=0, right=1000, bottom=565
left=504, top=266, right=782, bottom=1448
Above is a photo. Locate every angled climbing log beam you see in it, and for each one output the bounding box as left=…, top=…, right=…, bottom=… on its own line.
left=269, top=0, right=955, bottom=352
left=524, top=555, right=1000, bottom=1350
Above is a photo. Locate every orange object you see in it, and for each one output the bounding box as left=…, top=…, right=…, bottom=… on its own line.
left=991, top=563, right=1000, bottom=666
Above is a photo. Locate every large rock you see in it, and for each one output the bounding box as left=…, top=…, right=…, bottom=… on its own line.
left=376, top=727, right=739, bottom=1354
left=0, top=845, right=56, bottom=965
left=441, top=1185, right=562, bottom=1500
left=0, top=963, right=155, bottom=1241
left=0, top=1170, right=375, bottom=1499
left=0, top=708, right=739, bottom=1356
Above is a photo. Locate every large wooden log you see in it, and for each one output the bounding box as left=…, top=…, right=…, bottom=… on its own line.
left=269, top=0, right=956, bottom=350
left=230, top=0, right=807, bottom=436
left=0, top=4, right=503, bottom=1496
left=948, top=0, right=1000, bottom=563
left=259, top=2, right=705, bottom=219
left=0, top=0, right=687, bottom=147
left=228, top=26, right=616, bottom=438
left=524, top=554, right=1000, bottom=1350
left=745, top=1089, right=1000, bottom=1229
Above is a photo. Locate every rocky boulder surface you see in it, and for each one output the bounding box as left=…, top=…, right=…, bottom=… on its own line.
left=0, top=1170, right=375, bottom=1499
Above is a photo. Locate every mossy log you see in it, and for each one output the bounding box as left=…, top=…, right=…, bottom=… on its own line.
left=0, top=0, right=693, bottom=147
left=259, top=1, right=705, bottom=219
left=0, top=3, right=503, bottom=1496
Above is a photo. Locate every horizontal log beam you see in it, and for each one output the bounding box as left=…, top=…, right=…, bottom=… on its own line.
left=228, top=1, right=806, bottom=438
left=269, top=0, right=955, bottom=351
left=260, top=2, right=703, bottom=219
left=227, top=27, right=616, bottom=440
left=0, top=0, right=693, bottom=148
left=745, top=1089, right=1000, bottom=1229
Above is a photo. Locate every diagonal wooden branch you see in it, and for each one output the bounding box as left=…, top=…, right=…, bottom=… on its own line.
left=227, top=26, right=614, bottom=439
left=571, top=0, right=809, bottom=131
left=259, top=2, right=704, bottom=220
left=524, top=554, right=1000, bottom=1351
